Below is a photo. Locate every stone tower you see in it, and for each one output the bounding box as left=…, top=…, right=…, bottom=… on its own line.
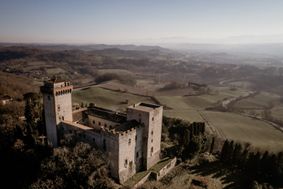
left=40, top=79, right=73, bottom=146
left=127, top=103, right=163, bottom=170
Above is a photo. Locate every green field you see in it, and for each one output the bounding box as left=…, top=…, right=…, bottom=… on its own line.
left=271, top=105, right=283, bottom=122
left=73, top=86, right=283, bottom=152
left=233, top=92, right=280, bottom=110
left=72, top=86, right=154, bottom=111
left=202, top=111, right=283, bottom=152
left=46, top=68, right=66, bottom=74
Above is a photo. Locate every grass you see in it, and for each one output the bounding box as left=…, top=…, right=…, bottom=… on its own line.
left=97, top=69, right=133, bottom=75
left=271, top=105, right=283, bottom=122
left=124, top=170, right=150, bottom=188
left=73, top=86, right=283, bottom=152
left=124, top=157, right=173, bottom=188
left=233, top=92, right=280, bottom=110
left=202, top=111, right=283, bottom=152
left=46, top=68, right=66, bottom=74
left=151, top=157, right=172, bottom=172
left=72, top=86, right=154, bottom=111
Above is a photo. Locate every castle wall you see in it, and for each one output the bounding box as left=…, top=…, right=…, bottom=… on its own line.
left=126, top=108, right=149, bottom=169
left=60, top=121, right=121, bottom=181
left=117, top=128, right=137, bottom=183
left=72, top=108, right=87, bottom=122
left=41, top=81, right=73, bottom=147
left=126, top=105, right=163, bottom=170
left=87, top=115, right=120, bottom=129
left=146, top=108, right=163, bottom=169
left=42, top=80, right=167, bottom=184
left=43, top=94, right=58, bottom=146
left=54, top=91, right=72, bottom=123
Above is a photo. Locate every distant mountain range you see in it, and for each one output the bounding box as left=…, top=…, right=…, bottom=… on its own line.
left=162, top=43, right=283, bottom=57
left=0, top=43, right=169, bottom=52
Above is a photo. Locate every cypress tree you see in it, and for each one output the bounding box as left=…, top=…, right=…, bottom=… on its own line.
left=220, top=140, right=229, bottom=162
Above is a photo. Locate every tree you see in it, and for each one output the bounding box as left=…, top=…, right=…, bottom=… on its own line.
left=220, top=140, right=229, bottom=162
left=232, top=143, right=242, bottom=164
left=31, top=142, right=114, bottom=189
left=23, top=92, right=42, bottom=137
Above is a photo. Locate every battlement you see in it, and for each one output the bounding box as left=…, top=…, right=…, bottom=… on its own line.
left=41, top=80, right=73, bottom=94
left=97, top=120, right=141, bottom=137
left=128, top=102, right=162, bottom=112
left=86, top=106, right=127, bottom=124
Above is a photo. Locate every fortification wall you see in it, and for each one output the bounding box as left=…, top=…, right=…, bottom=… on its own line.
left=54, top=92, right=72, bottom=123
left=87, top=114, right=120, bottom=129
left=60, top=121, right=120, bottom=180
left=146, top=108, right=163, bottom=169
left=126, top=105, right=163, bottom=170
left=117, top=127, right=138, bottom=183
left=152, top=157, right=177, bottom=181
left=72, top=108, right=87, bottom=122
left=43, top=94, right=58, bottom=146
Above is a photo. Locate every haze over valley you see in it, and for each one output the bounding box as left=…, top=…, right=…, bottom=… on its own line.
left=1, top=1, right=283, bottom=189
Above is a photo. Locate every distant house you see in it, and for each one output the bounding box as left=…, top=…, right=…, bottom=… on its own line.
left=0, top=95, right=12, bottom=105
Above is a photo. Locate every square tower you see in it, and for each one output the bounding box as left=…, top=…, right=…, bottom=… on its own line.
left=40, top=79, right=73, bottom=146
left=127, top=103, right=163, bottom=170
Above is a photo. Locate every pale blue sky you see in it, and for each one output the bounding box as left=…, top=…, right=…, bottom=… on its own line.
left=1, top=0, right=283, bottom=44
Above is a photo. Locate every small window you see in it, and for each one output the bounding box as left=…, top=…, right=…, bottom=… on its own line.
left=136, top=152, right=139, bottom=158
left=151, top=130, right=154, bottom=135
left=151, top=147, right=153, bottom=156
left=151, top=139, right=153, bottom=143
left=128, top=138, right=131, bottom=145
left=62, top=116, right=64, bottom=121
left=99, top=122, right=101, bottom=126
left=104, top=123, right=107, bottom=127
left=152, top=117, right=154, bottom=121
left=135, top=135, right=137, bottom=141
left=124, top=159, right=128, bottom=168
left=93, top=120, right=95, bottom=124
left=103, top=139, right=106, bottom=151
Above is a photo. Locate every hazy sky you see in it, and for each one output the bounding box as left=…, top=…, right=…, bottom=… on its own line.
left=1, top=0, right=283, bottom=44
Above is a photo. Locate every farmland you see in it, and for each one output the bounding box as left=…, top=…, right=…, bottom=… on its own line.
left=73, top=84, right=283, bottom=152
left=72, top=86, right=154, bottom=111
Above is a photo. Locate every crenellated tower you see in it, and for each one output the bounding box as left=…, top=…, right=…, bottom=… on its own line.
left=40, top=79, right=73, bottom=146
left=127, top=103, right=163, bottom=170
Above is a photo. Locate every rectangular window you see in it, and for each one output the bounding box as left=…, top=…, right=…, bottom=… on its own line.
left=124, top=159, right=128, bottom=168
left=128, top=138, right=131, bottom=145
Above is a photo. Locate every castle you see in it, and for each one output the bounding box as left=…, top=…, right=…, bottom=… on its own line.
left=40, top=79, right=164, bottom=184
